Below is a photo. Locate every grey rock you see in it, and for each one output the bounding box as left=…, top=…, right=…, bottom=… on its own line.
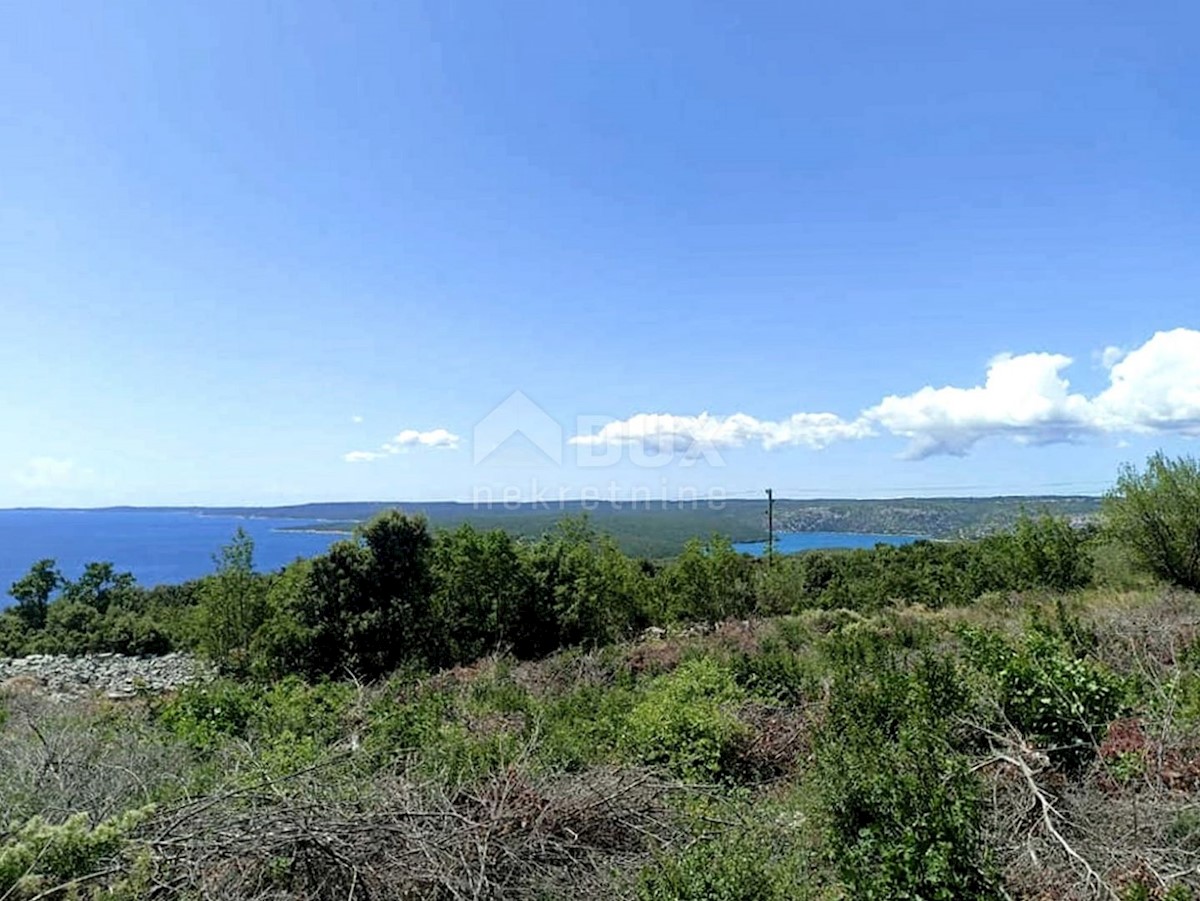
left=0, top=652, right=216, bottom=700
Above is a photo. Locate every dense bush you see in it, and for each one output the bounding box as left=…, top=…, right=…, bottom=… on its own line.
left=0, top=806, right=154, bottom=898
left=1008, top=512, right=1094, bottom=592
left=431, top=524, right=536, bottom=662
left=622, top=657, right=747, bottom=782
left=1, top=506, right=1104, bottom=681
left=286, top=511, right=440, bottom=679
left=638, top=835, right=786, bottom=901
left=525, top=518, right=651, bottom=652
left=1104, top=452, right=1200, bottom=592
left=964, top=623, right=1125, bottom=769
left=655, top=536, right=756, bottom=623
left=1, top=562, right=193, bottom=658
left=815, top=643, right=999, bottom=900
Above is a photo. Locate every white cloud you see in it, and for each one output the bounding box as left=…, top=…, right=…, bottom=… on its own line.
left=863, top=352, right=1096, bottom=459
left=862, top=328, right=1200, bottom=457
left=384, top=428, right=460, bottom=451
left=12, top=457, right=85, bottom=489
left=1091, top=328, right=1200, bottom=435
left=345, top=427, right=460, bottom=463
left=1100, top=346, right=1125, bottom=369
left=351, top=415, right=364, bottom=424
left=561, top=328, right=1200, bottom=462
left=569, top=411, right=872, bottom=454
left=343, top=450, right=385, bottom=463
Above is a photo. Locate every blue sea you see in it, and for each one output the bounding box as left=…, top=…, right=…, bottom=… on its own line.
left=0, top=510, right=344, bottom=603
left=0, top=509, right=923, bottom=606
left=733, top=532, right=920, bottom=556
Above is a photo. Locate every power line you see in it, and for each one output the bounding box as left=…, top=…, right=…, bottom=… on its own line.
left=765, top=488, right=774, bottom=565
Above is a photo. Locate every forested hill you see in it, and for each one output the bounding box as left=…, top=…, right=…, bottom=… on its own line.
left=770, top=495, right=1100, bottom=538
left=92, top=496, right=1102, bottom=558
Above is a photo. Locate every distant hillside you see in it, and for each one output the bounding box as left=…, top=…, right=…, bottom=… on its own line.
left=771, top=496, right=1100, bottom=539
left=184, top=496, right=1103, bottom=558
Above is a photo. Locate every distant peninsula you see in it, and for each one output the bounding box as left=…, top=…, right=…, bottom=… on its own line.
left=212, top=496, right=1100, bottom=558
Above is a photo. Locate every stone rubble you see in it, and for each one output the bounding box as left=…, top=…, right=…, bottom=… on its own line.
left=0, top=652, right=215, bottom=700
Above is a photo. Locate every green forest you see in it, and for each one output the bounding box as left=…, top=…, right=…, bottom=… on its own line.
left=2, top=453, right=1200, bottom=899
left=239, top=494, right=1104, bottom=557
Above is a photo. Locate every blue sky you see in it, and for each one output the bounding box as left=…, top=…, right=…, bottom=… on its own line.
left=1, top=0, right=1197, bottom=506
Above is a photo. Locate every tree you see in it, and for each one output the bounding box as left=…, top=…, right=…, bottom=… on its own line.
left=247, top=559, right=316, bottom=680
left=62, top=562, right=138, bottom=614
left=40, top=600, right=104, bottom=654
left=527, top=517, right=648, bottom=649
left=196, top=529, right=268, bottom=669
left=8, top=559, right=62, bottom=631
left=1009, top=512, right=1092, bottom=593
left=657, top=536, right=755, bottom=623
left=1103, top=452, right=1200, bottom=592
left=295, top=511, right=438, bottom=678
left=431, top=524, right=534, bottom=663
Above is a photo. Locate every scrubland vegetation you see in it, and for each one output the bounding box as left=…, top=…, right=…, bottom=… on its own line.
left=2, top=452, right=1200, bottom=899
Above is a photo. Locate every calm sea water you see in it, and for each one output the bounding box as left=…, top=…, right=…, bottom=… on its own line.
left=0, top=510, right=923, bottom=606
left=0, top=510, right=343, bottom=603
left=733, top=532, right=920, bottom=556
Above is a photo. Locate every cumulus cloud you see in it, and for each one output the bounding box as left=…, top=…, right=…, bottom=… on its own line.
left=863, top=328, right=1200, bottom=457
left=385, top=428, right=460, bottom=451
left=862, top=352, right=1097, bottom=459
left=1100, top=346, right=1126, bottom=369
left=1090, top=328, right=1200, bottom=435
left=344, top=427, right=460, bottom=463
left=569, top=411, right=873, bottom=455
left=563, top=328, right=1200, bottom=461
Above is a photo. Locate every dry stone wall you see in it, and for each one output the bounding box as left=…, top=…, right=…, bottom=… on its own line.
left=0, top=653, right=214, bottom=699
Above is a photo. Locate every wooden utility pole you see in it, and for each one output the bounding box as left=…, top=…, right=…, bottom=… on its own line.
left=765, top=488, right=774, bottom=565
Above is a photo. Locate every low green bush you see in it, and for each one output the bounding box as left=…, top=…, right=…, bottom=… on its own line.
left=363, top=684, right=455, bottom=766
left=637, top=835, right=786, bottom=901
left=622, top=657, right=746, bottom=782
left=154, top=679, right=259, bottom=750
left=814, top=647, right=999, bottom=900
left=0, top=806, right=154, bottom=898
left=964, top=624, right=1125, bottom=768
left=729, top=635, right=816, bottom=704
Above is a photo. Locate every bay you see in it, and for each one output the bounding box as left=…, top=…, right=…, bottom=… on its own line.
left=1, top=510, right=925, bottom=608
left=0, top=510, right=345, bottom=602
left=733, top=531, right=921, bottom=556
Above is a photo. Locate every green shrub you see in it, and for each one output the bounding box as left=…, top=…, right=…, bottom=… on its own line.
left=154, top=679, right=260, bottom=749
left=730, top=636, right=816, bottom=704
left=0, top=612, right=29, bottom=657
left=364, top=683, right=455, bottom=766
left=1104, top=452, right=1200, bottom=592
left=0, top=806, right=154, bottom=898
left=815, top=648, right=998, bottom=900
left=622, top=657, right=746, bottom=782
left=964, top=625, right=1125, bottom=768
left=538, top=682, right=639, bottom=770
left=1009, top=512, right=1093, bottom=592
left=288, top=511, right=440, bottom=679
left=527, top=518, right=651, bottom=651
left=656, top=536, right=756, bottom=623
left=1122, top=882, right=1195, bottom=901
left=638, top=835, right=784, bottom=901
left=432, top=525, right=538, bottom=661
